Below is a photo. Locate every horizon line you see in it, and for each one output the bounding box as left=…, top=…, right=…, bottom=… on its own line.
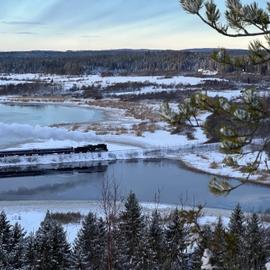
left=0, top=47, right=249, bottom=53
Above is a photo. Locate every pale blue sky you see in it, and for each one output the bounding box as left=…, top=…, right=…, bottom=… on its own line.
left=0, top=0, right=266, bottom=51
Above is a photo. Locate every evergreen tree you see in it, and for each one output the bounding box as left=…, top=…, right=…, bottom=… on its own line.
left=34, top=211, right=71, bottom=270
left=9, top=223, right=26, bottom=269
left=72, top=247, right=85, bottom=270
left=164, top=209, right=190, bottom=270
left=24, top=232, right=36, bottom=270
left=190, top=224, right=213, bottom=270
left=147, top=209, right=166, bottom=269
left=245, top=213, right=267, bottom=269
left=211, top=217, right=226, bottom=269
left=72, top=213, right=106, bottom=270
left=160, top=0, right=270, bottom=192
left=0, top=211, right=13, bottom=268
left=119, top=192, right=151, bottom=269
left=225, top=204, right=246, bottom=269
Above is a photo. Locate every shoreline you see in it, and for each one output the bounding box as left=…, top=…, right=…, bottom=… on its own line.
left=0, top=199, right=234, bottom=218
left=177, top=157, right=270, bottom=187
left=0, top=96, right=270, bottom=189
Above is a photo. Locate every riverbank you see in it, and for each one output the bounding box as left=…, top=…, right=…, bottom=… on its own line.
left=2, top=200, right=232, bottom=243
left=0, top=96, right=269, bottom=186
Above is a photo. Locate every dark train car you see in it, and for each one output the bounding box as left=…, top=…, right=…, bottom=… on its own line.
left=94, top=144, right=108, bottom=152
left=74, top=145, right=95, bottom=153
left=73, top=144, right=108, bottom=153
left=0, top=144, right=108, bottom=158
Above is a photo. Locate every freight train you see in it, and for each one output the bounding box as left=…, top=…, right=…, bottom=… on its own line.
left=0, top=144, right=108, bottom=158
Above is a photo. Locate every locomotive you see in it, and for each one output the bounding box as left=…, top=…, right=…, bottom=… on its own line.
left=0, top=144, right=108, bottom=158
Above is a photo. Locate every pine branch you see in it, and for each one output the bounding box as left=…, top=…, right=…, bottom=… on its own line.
left=180, top=0, right=270, bottom=37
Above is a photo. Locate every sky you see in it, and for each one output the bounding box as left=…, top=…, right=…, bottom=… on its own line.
left=0, top=0, right=267, bottom=51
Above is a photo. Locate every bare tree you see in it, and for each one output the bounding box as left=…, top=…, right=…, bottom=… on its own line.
left=101, top=177, right=122, bottom=270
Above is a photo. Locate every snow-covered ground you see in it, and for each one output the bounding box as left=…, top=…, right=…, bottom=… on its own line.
left=0, top=95, right=268, bottom=184
left=0, top=126, right=210, bottom=168
left=206, top=89, right=242, bottom=99
left=111, top=87, right=240, bottom=97
left=0, top=75, right=268, bottom=184
left=0, top=73, right=223, bottom=91
left=2, top=200, right=231, bottom=243
left=181, top=150, right=269, bottom=183
left=1, top=73, right=269, bottom=248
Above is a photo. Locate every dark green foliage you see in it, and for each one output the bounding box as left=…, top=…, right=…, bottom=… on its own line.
left=24, top=233, right=36, bottom=270
left=148, top=210, right=166, bottom=268
left=1, top=201, right=270, bottom=269
left=211, top=217, right=226, bottom=268
left=178, top=0, right=270, bottom=185
left=34, top=211, right=71, bottom=270
left=0, top=50, right=217, bottom=75
left=9, top=223, right=26, bottom=269
left=224, top=204, right=246, bottom=269
left=245, top=213, right=267, bottom=269
left=164, top=209, right=190, bottom=270
left=119, top=192, right=152, bottom=269
left=72, top=213, right=106, bottom=270
left=0, top=211, right=13, bottom=268
left=180, top=0, right=270, bottom=66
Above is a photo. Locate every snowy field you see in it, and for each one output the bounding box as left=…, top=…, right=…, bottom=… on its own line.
left=0, top=74, right=268, bottom=188
left=0, top=73, right=269, bottom=243
left=0, top=73, right=223, bottom=91
left=2, top=200, right=231, bottom=243
left=0, top=94, right=268, bottom=184
left=181, top=150, right=270, bottom=183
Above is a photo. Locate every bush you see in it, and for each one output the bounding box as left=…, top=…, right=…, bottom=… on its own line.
left=210, top=161, right=219, bottom=169
left=50, top=212, right=83, bottom=224
left=223, top=156, right=239, bottom=168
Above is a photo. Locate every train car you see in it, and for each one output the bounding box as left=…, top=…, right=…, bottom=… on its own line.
left=94, top=144, right=108, bottom=152
left=0, top=144, right=108, bottom=158
left=73, top=144, right=108, bottom=153
left=73, top=145, right=95, bottom=153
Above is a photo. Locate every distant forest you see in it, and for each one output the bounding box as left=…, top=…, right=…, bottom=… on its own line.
left=0, top=49, right=249, bottom=75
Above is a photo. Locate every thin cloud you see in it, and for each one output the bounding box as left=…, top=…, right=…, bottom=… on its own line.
left=80, top=35, right=100, bottom=39
left=0, top=31, right=36, bottom=35
left=2, top=20, right=45, bottom=25
left=15, top=31, right=36, bottom=35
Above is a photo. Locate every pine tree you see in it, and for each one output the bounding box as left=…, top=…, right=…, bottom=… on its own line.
left=148, top=210, right=165, bottom=269
left=225, top=204, right=246, bottom=269
left=190, top=224, right=213, bottom=270
left=245, top=213, right=267, bottom=269
left=211, top=217, right=226, bottom=269
left=0, top=211, right=12, bottom=268
left=164, top=209, right=190, bottom=270
left=119, top=192, right=151, bottom=269
left=9, top=223, right=26, bottom=269
left=72, top=213, right=106, bottom=270
left=34, top=211, right=71, bottom=270
left=177, top=0, right=270, bottom=182
left=24, top=232, right=36, bottom=270
left=72, top=248, right=84, bottom=270
left=108, top=224, right=123, bottom=270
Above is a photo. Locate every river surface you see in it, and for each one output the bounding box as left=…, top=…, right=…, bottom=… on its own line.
left=0, top=159, right=269, bottom=212
left=0, top=102, right=269, bottom=212
left=0, top=103, right=104, bottom=126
